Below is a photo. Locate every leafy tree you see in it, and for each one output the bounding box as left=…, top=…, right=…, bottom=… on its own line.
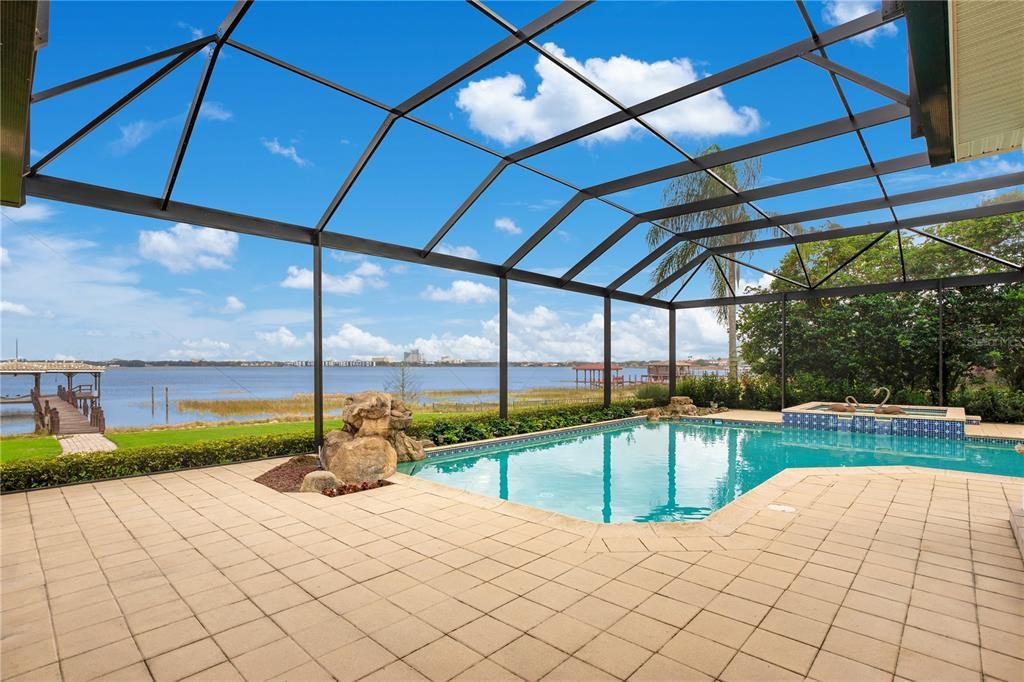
left=646, top=145, right=762, bottom=378
left=736, top=201, right=1024, bottom=405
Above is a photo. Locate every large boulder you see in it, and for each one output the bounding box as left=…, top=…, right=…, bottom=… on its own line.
left=392, top=430, right=425, bottom=463
left=324, top=431, right=397, bottom=484
left=343, top=392, right=392, bottom=434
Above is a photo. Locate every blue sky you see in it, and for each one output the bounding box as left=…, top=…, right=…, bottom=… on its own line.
left=2, top=0, right=1021, bottom=363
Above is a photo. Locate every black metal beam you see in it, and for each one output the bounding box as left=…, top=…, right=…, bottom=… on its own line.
left=471, top=0, right=798, bottom=265
left=641, top=253, right=710, bottom=299
left=672, top=270, right=1024, bottom=309
left=799, top=53, right=910, bottom=105
left=423, top=159, right=509, bottom=255
left=780, top=295, right=787, bottom=409
left=24, top=174, right=672, bottom=309
left=315, top=113, right=398, bottom=231
left=313, top=1, right=587, bottom=235
left=812, top=231, right=890, bottom=289
left=29, top=46, right=202, bottom=174
left=603, top=296, right=611, bottom=407
left=671, top=171, right=1024, bottom=244
left=668, top=309, right=676, bottom=398
left=394, top=1, right=589, bottom=115
left=160, top=0, right=252, bottom=209
left=499, top=277, right=509, bottom=418
left=503, top=192, right=587, bottom=271
left=31, top=35, right=216, bottom=104
left=671, top=260, right=705, bottom=302
left=313, top=236, right=324, bottom=455
left=937, top=284, right=944, bottom=405
left=224, top=38, right=664, bottom=245
left=904, top=226, right=1022, bottom=271
left=705, top=200, right=1024, bottom=259
left=559, top=216, right=640, bottom=284
left=634, top=172, right=1024, bottom=293
left=507, top=9, right=896, bottom=162
left=586, top=103, right=907, bottom=198
left=639, top=153, right=927, bottom=223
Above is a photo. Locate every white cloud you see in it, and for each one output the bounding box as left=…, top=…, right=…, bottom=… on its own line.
left=324, top=323, right=396, bottom=355
left=494, top=217, right=523, bottom=235
left=822, top=1, right=897, bottom=45
left=256, top=326, right=308, bottom=348
left=738, top=273, right=773, bottom=293
left=280, top=261, right=386, bottom=295
left=261, top=137, right=308, bottom=167
left=1, top=202, right=55, bottom=223
left=0, top=247, right=9, bottom=266
left=455, top=42, right=761, bottom=146
left=176, top=20, right=204, bottom=40
left=167, top=337, right=231, bottom=359
left=112, top=119, right=164, bottom=155
left=138, top=223, right=239, bottom=273
left=200, top=101, right=233, bottom=121
left=221, top=295, right=245, bottom=313
left=435, top=244, right=480, bottom=259
left=1, top=300, right=34, bottom=316
left=422, top=280, right=498, bottom=304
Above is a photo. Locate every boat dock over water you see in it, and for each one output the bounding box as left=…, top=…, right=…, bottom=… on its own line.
left=0, top=361, right=106, bottom=434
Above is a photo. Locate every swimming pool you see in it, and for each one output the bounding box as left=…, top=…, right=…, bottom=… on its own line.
left=399, top=421, right=1023, bottom=524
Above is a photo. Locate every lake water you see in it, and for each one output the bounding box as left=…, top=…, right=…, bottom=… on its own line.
left=0, top=365, right=665, bottom=434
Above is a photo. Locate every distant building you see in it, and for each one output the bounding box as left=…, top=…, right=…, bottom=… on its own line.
left=403, top=349, right=424, bottom=365
left=371, top=356, right=393, bottom=364
left=646, top=362, right=699, bottom=382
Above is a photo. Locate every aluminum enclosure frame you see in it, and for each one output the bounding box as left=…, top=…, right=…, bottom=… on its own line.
left=18, top=0, right=1024, bottom=446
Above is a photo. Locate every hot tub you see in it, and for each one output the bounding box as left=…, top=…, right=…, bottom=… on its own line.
left=783, top=401, right=967, bottom=439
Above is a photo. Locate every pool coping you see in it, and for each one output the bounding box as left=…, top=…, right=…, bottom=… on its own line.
left=388, top=464, right=1024, bottom=549
left=420, top=413, right=1024, bottom=462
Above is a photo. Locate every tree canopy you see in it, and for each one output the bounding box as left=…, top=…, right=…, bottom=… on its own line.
left=737, top=196, right=1024, bottom=405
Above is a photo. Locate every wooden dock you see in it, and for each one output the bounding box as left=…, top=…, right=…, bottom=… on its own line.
left=2, top=360, right=106, bottom=434
left=37, top=394, right=101, bottom=434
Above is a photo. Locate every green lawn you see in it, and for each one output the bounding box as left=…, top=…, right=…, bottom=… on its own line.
left=0, top=411, right=457, bottom=464
left=0, top=436, right=62, bottom=463
left=107, top=418, right=346, bottom=450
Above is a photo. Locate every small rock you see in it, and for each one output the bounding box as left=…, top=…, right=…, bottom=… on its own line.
left=299, top=470, right=340, bottom=493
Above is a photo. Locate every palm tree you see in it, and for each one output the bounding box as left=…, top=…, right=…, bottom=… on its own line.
left=645, top=145, right=762, bottom=379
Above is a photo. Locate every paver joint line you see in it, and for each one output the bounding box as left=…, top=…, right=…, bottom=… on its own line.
left=1, top=461, right=1020, bottom=682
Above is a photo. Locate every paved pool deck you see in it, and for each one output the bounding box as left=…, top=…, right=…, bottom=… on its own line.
left=2, top=462, right=1022, bottom=682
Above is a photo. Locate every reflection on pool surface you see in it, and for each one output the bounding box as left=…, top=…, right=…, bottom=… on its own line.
left=399, top=422, right=1023, bottom=524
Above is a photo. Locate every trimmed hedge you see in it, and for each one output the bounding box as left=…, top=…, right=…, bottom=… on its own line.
left=408, top=403, right=641, bottom=445
left=1, top=432, right=315, bottom=493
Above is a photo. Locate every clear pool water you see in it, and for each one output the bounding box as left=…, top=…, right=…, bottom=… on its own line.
left=399, top=422, right=1024, bottom=524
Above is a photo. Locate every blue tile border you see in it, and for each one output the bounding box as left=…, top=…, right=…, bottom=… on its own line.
left=422, top=415, right=1023, bottom=459
left=424, top=416, right=649, bottom=459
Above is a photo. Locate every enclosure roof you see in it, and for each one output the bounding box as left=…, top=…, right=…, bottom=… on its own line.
left=8, top=0, right=1024, bottom=310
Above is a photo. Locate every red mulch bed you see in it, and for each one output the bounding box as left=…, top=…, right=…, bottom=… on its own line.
left=254, top=456, right=391, bottom=496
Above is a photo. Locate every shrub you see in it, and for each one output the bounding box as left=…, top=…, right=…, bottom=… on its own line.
left=949, top=384, right=1024, bottom=423
left=407, top=403, right=638, bottom=446
left=634, top=384, right=669, bottom=402
left=0, top=432, right=315, bottom=493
